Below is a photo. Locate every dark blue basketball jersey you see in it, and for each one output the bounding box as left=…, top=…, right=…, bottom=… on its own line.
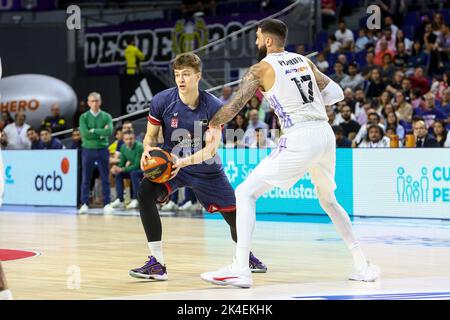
left=147, top=87, right=224, bottom=174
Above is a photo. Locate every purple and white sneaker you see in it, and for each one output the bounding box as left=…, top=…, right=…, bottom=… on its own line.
left=249, top=252, right=267, bottom=273
left=129, top=256, right=168, bottom=280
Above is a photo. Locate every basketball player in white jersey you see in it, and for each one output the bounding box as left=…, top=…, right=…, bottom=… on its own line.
left=0, top=57, right=12, bottom=300
left=201, top=19, right=379, bottom=288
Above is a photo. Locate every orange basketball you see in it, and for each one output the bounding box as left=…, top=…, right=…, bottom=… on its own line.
left=143, top=149, right=173, bottom=183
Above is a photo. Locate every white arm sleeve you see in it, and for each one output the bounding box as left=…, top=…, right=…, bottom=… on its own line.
left=321, top=80, right=344, bottom=106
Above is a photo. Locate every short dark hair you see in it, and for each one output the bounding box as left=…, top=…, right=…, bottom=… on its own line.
left=40, top=127, right=52, bottom=134
left=122, top=130, right=134, bottom=136
left=257, top=19, right=288, bottom=46
left=27, top=127, right=36, bottom=133
left=332, top=125, right=344, bottom=135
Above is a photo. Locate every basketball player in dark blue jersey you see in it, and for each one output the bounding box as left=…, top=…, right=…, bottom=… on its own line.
left=129, top=53, right=266, bottom=280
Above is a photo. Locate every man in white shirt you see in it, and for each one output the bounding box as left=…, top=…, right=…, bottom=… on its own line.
left=249, top=127, right=277, bottom=148
left=358, top=124, right=390, bottom=148
left=3, top=111, right=31, bottom=150
left=335, top=20, right=354, bottom=50
left=354, top=111, right=386, bottom=146
left=242, top=109, right=269, bottom=146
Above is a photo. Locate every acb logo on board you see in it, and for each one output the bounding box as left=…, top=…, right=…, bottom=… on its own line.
left=34, top=157, right=70, bottom=192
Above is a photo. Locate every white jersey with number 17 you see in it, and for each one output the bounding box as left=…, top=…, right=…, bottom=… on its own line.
left=260, top=51, right=328, bottom=130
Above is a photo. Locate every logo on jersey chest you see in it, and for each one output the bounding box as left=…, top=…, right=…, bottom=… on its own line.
left=285, top=66, right=307, bottom=75
left=171, top=113, right=178, bottom=128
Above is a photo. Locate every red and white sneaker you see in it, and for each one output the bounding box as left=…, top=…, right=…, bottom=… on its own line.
left=201, top=260, right=253, bottom=288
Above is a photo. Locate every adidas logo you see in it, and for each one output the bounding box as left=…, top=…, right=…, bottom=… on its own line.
left=126, top=78, right=153, bottom=113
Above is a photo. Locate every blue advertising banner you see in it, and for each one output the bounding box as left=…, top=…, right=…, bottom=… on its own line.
left=218, top=148, right=353, bottom=215
left=2, top=150, right=78, bottom=206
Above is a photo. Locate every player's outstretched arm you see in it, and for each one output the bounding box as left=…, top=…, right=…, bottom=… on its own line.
left=306, top=58, right=344, bottom=105
left=209, top=64, right=263, bottom=126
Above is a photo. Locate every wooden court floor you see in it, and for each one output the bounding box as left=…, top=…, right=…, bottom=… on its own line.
left=1, top=211, right=450, bottom=300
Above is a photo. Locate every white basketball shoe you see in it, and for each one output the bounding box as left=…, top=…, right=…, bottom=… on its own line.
left=348, top=261, right=380, bottom=282
left=200, top=260, right=253, bottom=288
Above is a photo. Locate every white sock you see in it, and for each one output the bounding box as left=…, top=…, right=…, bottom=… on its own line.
left=350, top=243, right=368, bottom=270
left=0, top=289, right=13, bottom=300
left=148, top=241, right=165, bottom=265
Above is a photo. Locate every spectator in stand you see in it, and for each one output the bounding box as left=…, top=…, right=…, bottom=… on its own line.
left=376, top=28, right=397, bottom=54
left=354, top=111, right=386, bottom=146
left=395, top=29, right=413, bottom=52
left=413, top=118, right=440, bottom=147
left=249, top=126, right=277, bottom=149
left=361, top=51, right=378, bottom=79
left=380, top=53, right=396, bottom=82
left=78, top=92, right=114, bottom=215
left=337, top=54, right=349, bottom=73
left=0, top=128, right=7, bottom=149
left=414, top=93, right=447, bottom=127
left=384, top=15, right=399, bottom=36
left=70, top=128, right=82, bottom=149
left=219, top=86, right=233, bottom=105
left=330, top=62, right=347, bottom=84
left=374, top=39, right=395, bottom=66
left=408, top=41, right=428, bottom=69
left=353, top=88, right=367, bottom=120
left=423, top=22, right=441, bottom=76
left=357, top=124, right=390, bottom=148
left=335, top=20, right=354, bottom=51
left=354, top=28, right=370, bottom=52
left=110, top=131, right=144, bottom=210
left=225, top=112, right=248, bottom=147
left=38, top=127, right=64, bottom=149
left=122, top=120, right=134, bottom=133
left=326, top=106, right=339, bottom=126
left=433, top=120, right=448, bottom=147
left=315, top=52, right=329, bottom=73
left=338, top=105, right=361, bottom=140
left=410, top=66, right=430, bottom=95
left=73, top=100, right=88, bottom=129
left=356, top=102, right=373, bottom=126
left=342, top=88, right=356, bottom=112
left=264, top=108, right=280, bottom=139
left=393, top=42, right=410, bottom=69
left=327, top=35, right=342, bottom=54
left=393, top=91, right=413, bottom=123
left=40, top=103, right=67, bottom=133
left=242, top=109, right=268, bottom=147
left=438, top=24, right=450, bottom=65
left=340, top=63, right=364, bottom=91
left=109, top=126, right=124, bottom=166
left=410, top=88, right=423, bottom=110
left=366, top=68, right=387, bottom=99
left=3, top=111, right=30, bottom=150
left=332, top=125, right=352, bottom=148
left=386, top=70, right=405, bottom=95
left=124, top=38, right=145, bottom=75
left=438, top=88, right=450, bottom=116
left=296, top=44, right=306, bottom=56
left=0, top=111, right=13, bottom=131
left=385, top=112, right=405, bottom=140
left=401, top=77, right=413, bottom=102
left=246, top=96, right=264, bottom=121
left=432, top=12, right=445, bottom=34
left=381, top=104, right=395, bottom=121
left=26, top=127, right=44, bottom=150
left=376, top=90, right=392, bottom=115
left=430, top=72, right=449, bottom=101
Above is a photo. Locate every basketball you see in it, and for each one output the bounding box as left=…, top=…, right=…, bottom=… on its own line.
left=143, top=149, right=173, bottom=183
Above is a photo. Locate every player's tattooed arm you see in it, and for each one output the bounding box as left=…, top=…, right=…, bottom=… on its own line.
left=209, top=64, right=263, bottom=126
left=306, top=58, right=331, bottom=92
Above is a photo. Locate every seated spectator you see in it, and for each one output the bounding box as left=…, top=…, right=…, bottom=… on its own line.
left=39, top=127, right=64, bottom=149
left=361, top=51, right=378, bottom=79
left=249, top=127, right=277, bottom=149
left=376, top=90, right=392, bottom=115
left=330, top=62, right=347, bottom=84
left=380, top=53, right=396, bottom=82
left=335, top=20, right=354, bottom=51
left=245, top=96, right=264, bottom=121
left=438, top=24, right=450, bottom=65
left=386, top=70, right=405, bottom=94
left=242, top=109, right=268, bottom=147
left=408, top=41, right=428, bottom=69
left=438, top=88, right=450, bottom=116
left=381, top=104, right=395, bottom=121
left=414, top=93, right=447, bottom=127
left=327, top=34, right=342, bottom=54
left=340, top=63, right=364, bottom=91
left=374, top=39, right=395, bottom=66
left=354, top=28, right=370, bottom=52
left=315, top=52, right=329, bottom=73
left=3, top=111, right=31, bottom=150
left=393, top=91, right=413, bottom=123
left=337, top=54, right=349, bottom=72
left=376, top=28, right=397, bottom=54
left=332, top=125, right=352, bottom=148
left=0, top=128, right=7, bottom=148
left=109, top=126, right=124, bottom=166
left=0, top=111, right=14, bottom=131
left=26, top=127, right=44, bottom=150
left=122, top=120, right=134, bottom=133
left=264, top=108, right=280, bottom=141
left=401, top=78, right=413, bottom=102
left=385, top=112, right=405, bottom=140
left=40, top=103, right=67, bottom=133
left=433, top=120, right=448, bottom=147
left=393, top=42, right=410, bottom=70
left=296, top=44, right=306, bottom=55
left=110, top=131, right=144, bottom=210
left=356, top=102, right=373, bottom=125
left=384, top=15, right=399, bottom=37
left=326, top=106, right=339, bottom=126
left=413, top=119, right=440, bottom=147
left=357, top=124, right=390, bottom=148
left=366, top=68, right=387, bottom=99
left=410, top=88, right=423, bottom=110
left=219, top=86, right=233, bottom=105
left=70, top=128, right=82, bottom=149
left=353, top=88, right=367, bottom=120
left=225, top=113, right=248, bottom=147
left=338, top=105, right=361, bottom=140
left=409, top=66, right=430, bottom=95
left=354, top=111, right=386, bottom=145
left=395, top=29, right=413, bottom=52
left=72, top=100, right=88, bottom=129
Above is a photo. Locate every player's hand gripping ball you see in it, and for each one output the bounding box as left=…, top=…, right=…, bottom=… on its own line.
left=143, top=149, right=173, bottom=183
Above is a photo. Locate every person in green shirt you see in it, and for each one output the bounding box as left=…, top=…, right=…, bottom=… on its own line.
left=78, top=92, right=114, bottom=215
left=110, top=131, right=144, bottom=210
